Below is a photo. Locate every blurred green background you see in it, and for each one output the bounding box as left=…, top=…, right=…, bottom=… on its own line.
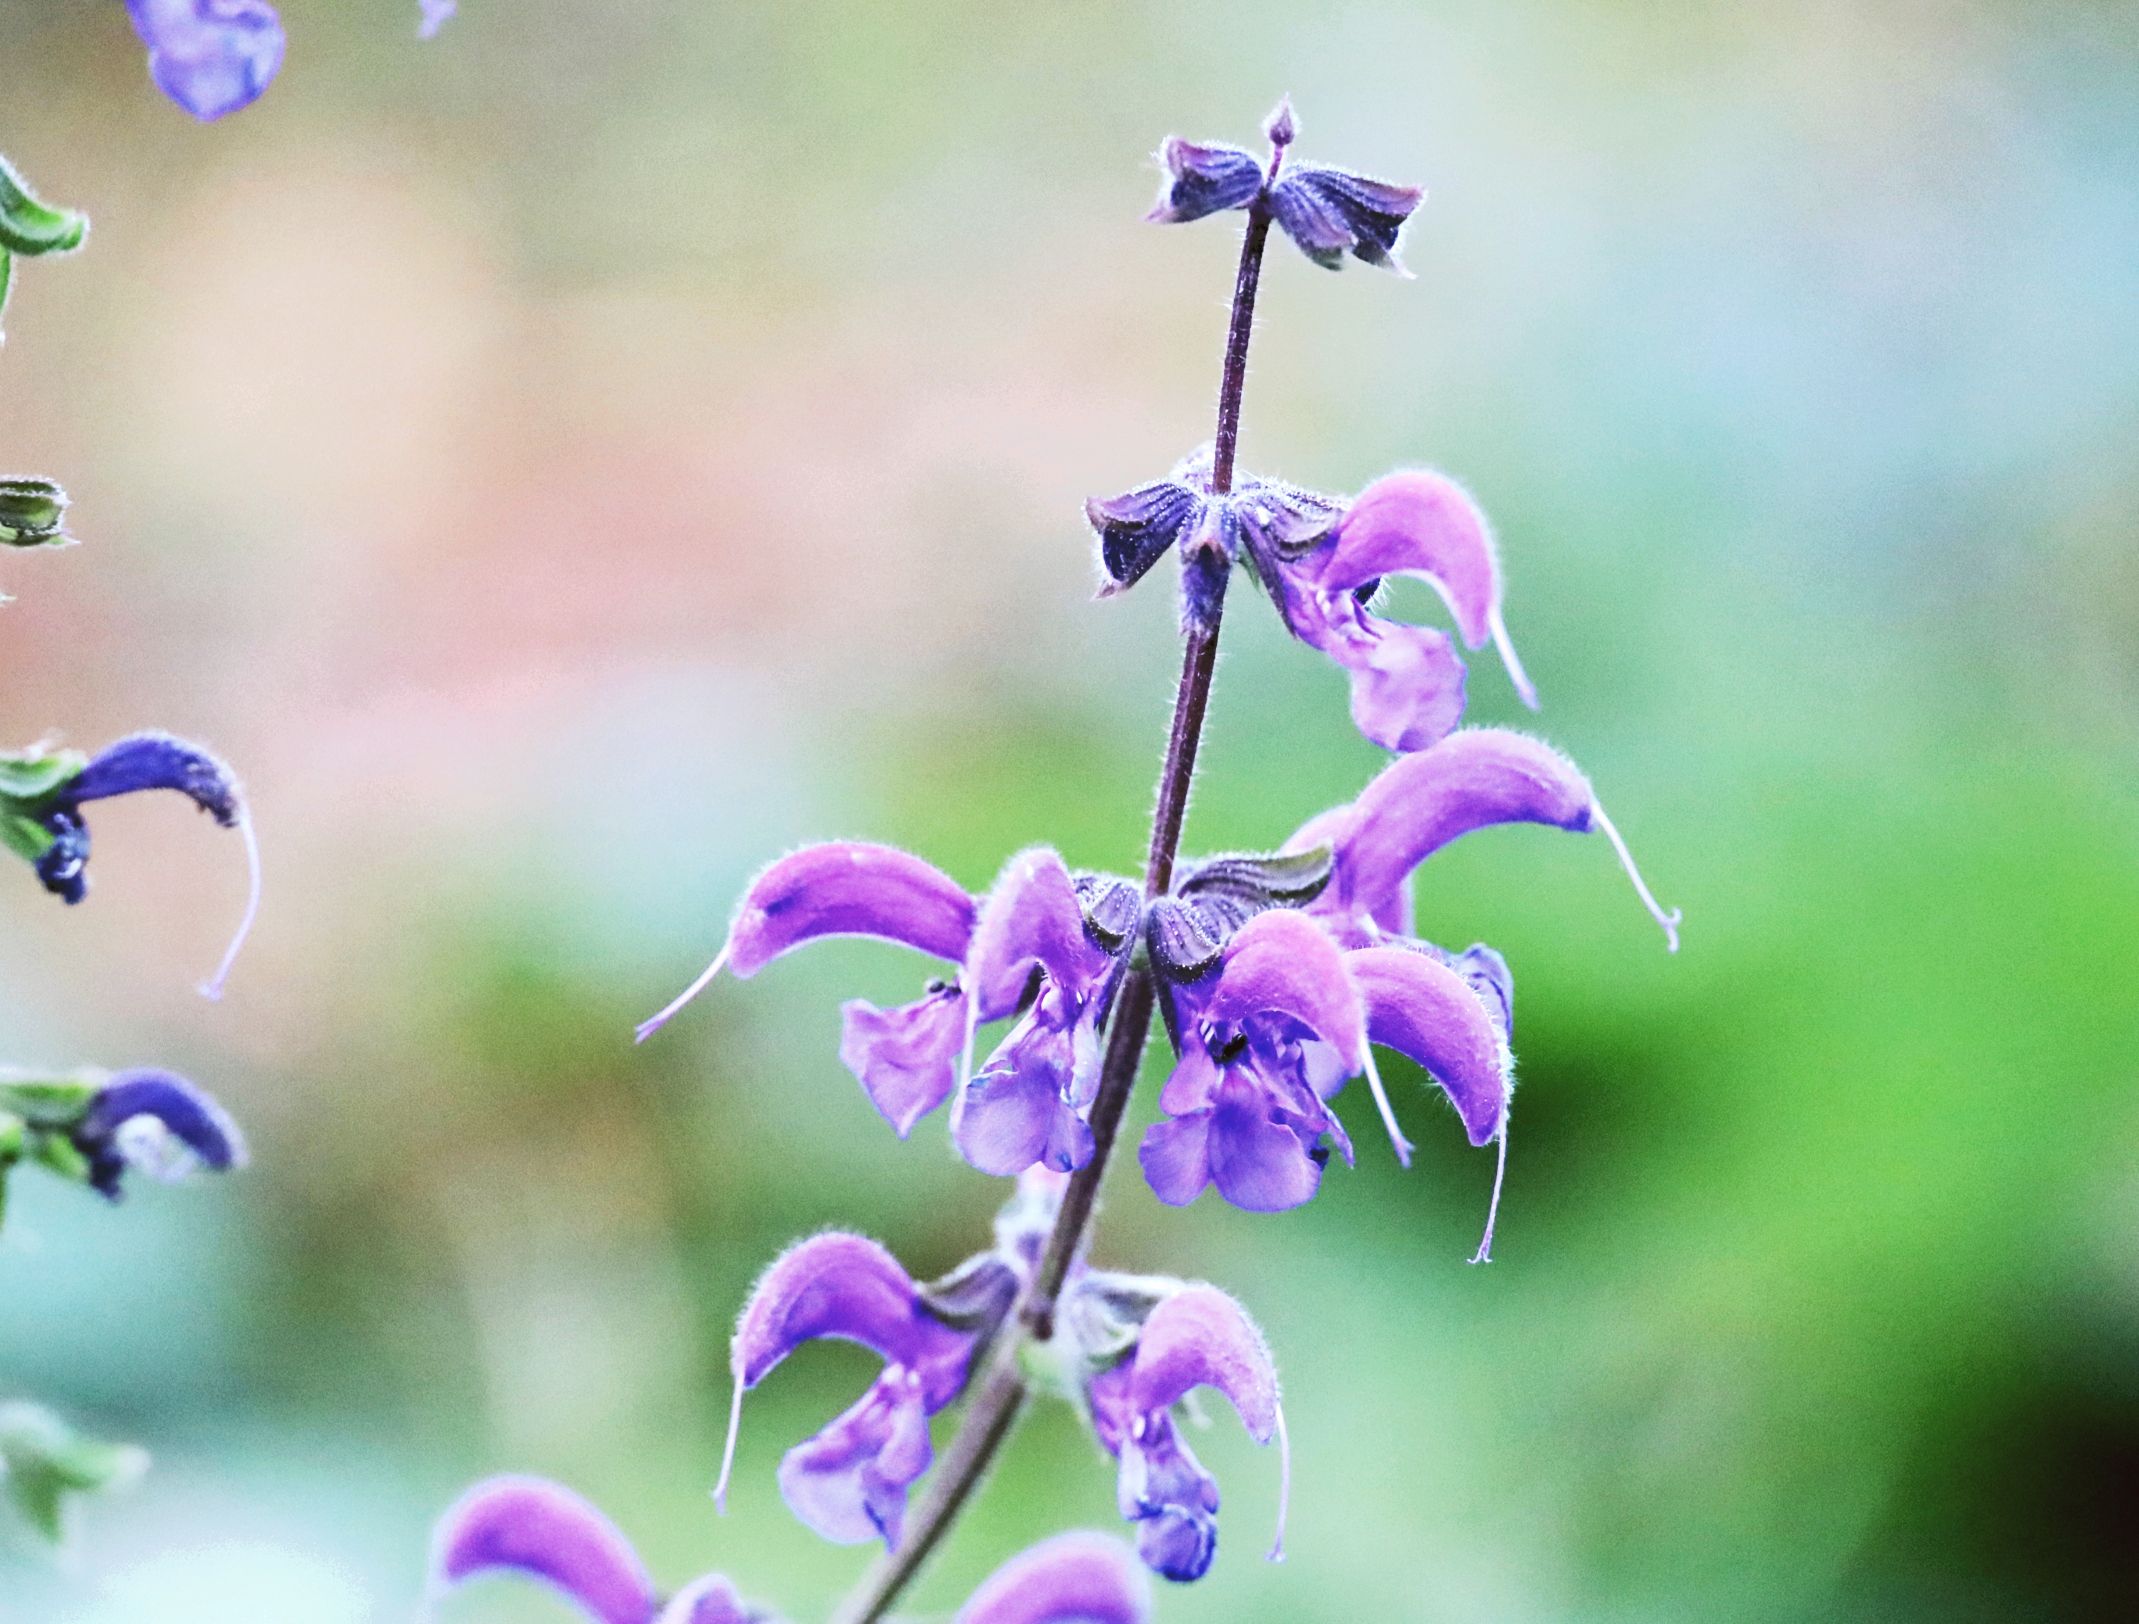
left=4, top=1, right=2137, bottom=1619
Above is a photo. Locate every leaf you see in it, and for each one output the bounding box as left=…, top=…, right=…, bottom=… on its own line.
left=0, top=478, right=72, bottom=548
left=0, top=154, right=89, bottom=257
left=0, top=744, right=87, bottom=804
left=0, top=1404, right=147, bottom=1545
left=0, top=809, right=56, bottom=863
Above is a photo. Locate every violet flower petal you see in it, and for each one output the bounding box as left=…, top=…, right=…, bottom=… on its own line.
left=968, top=847, right=1108, bottom=1020
left=955, top=1036, right=1092, bottom=1177
left=776, top=1371, right=931, bottom=1547
left=731, top=1233, right=949, bottom=1389
left=125, top=0, right=285, bottom=122
left=1127, top=1286, right=1278, bottom=1443
left=430, top=1475, right=657, bottom=1624
left=73, top=1068, right=246, bottom=1200
left=638, top=842, right=974, bottom=1041
left=955, top=1532, right=1151, bottom=1624
left=1205, top=1075, right=1324, bottom=1213
left=839, top=984, right=967, bottom=1136
left=1202, top=910, right=1364, bottom=1075
left=1318, top=470, right=1538, bottom=709
left=1138, top=1111, right=1214, bottom=1207
left=1345, top=947, right=1511, bottom=1146
left=653, top=1576, right=751, bottom=1624
left=1281, top=579, right=1468, bottom=754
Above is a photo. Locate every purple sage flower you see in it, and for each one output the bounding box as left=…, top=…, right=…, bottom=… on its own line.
left=125, top=0, right=286, bottom=122
left=6, top=732, right=262, bottom=999
left=70, top=1068, right=246, bottom=1200
left=956, top=1531, right=1151, bottom=1624
left=716, top=1232, right=1015, bottom=1547
left=430, top=1475, right=756, bottom=1624
left=1080, top=1284, right=1287, bottom=1583
left=638, top=842, right=1137, bottom=1180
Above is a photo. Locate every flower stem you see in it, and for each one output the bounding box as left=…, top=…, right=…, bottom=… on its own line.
left=827, top=121, right=1287, bottom=1624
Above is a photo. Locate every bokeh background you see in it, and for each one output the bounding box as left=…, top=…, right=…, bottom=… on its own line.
left=4, top=1, right=2137, bottom=1619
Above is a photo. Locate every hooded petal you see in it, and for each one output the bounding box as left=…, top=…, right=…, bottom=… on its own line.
left=968, top=847, right=1112, bottom=1019
left=73, top=1069, right=246, bottom=1200
left=1325, top=729, right=1593, bottom=920
left=1316, top=470, right=1537, bottom=708
left=1202, top=911, right=1364, bottom=1075
left=725, top=843, right=975, bottom=978
left=955, top=1532, right=1152, bottom=1624
left=430, top=1475, right=657, bottom=1624
left=776, top=1371, right=932, bottom=1547
left=125, top=0, right=285, bottom=122
left=1345, top=948, right=1511, bottom=1146
left=839, top=985, right=966, bottom=1136
left=65, top=732, right=241, bottom=825
left=731, top=1233, right=955, bottom=1390
left=1146, top=137, right=1265, bottom=225
left=1128, top=1286, right=1278, bottom=1444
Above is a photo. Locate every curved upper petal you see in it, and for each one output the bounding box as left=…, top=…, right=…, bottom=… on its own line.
left=653, top=1575, right=751, bottom=1624
left=65, top=732, right=241, bottom=825
left=967, top=847, right=1110, bottom=1020
left=1345, top=947, right=1511, bottom=1146
left=1127, top=1286, right=1279, bottom=1445
left=1330, top=730, right=1594, bottom=919
left=732, top=1233, right=957, bottom=1392
left=1203, top=910, right=1364, bottom=1074
left=1317, top=472, right=1502, bottom=647
left=724, top=843, right=976, bottom=979
left=956, top=1531, right=1152, bottom=1624
left=430, top=1475, right=657, bottom=1624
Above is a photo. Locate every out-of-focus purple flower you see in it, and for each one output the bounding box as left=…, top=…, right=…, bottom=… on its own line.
left=8, top=732, right=262, bottom=999
left=68, top=1068, right=246, bottom=1200
left=956, top=1532, right=1151, bottom=1624
left=1145, top=137, right=1265, bottom=225
left=430, top=1475, right=755, bottom=1624
left=1267, top=164, right=1424, bottom=273
left=718, top=1232, right=1015, bottom=1547
left=638, top=842, right=1137, bottom=1180
left=1082, top=1285, right=1287, bottom=1583
left=125, top=0, right=285, bottom=122
left=418, top=0, right=456, bottom=39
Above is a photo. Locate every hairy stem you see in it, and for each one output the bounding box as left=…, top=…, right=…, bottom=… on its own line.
left=829, top=125, right=1287, bottom=1624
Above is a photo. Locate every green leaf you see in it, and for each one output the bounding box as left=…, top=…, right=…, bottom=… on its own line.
left=0, top=154, right=89, bottom=257
left=0, top=1075, right=98, bottom=1130
left=0, top=809, right=55, bottom=863
left=0, top=744, right=87, bottom=805
left=0, top=1404, right=147, bottom=1545
left=0, top=478, right=72, bottom=548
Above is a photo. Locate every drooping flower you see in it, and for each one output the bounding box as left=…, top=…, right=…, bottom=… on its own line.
left=125, top=0, right=286, bottom=122
left=637, top=842, right=1137, bottom=1179
left=1138, top=907, right=1511, bottom=1217
left=1, top=1067, right=245, bottom=1218
left=0, top=732, right=262, bottom=998
left=1077, top=1284, right=1287, bottom=1583
left=1089, top=458, right=1538, bottom=746
left=430, top=1475, right=756, bottom=1624
left=717, top=1232, right=1016, bottom=1548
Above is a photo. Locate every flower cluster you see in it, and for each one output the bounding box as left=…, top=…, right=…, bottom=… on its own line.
left=122, top=0, right=454, bottom=122
left=432, top=102, right=1677, bottom=1622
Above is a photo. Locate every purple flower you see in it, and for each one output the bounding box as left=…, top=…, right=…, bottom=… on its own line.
left=69, top=1068, right=246, bottom=1201
left=125, top=0, right=285, bottom=122
left=717, top=1232, right=1015, bottom=1547
left=638, top=842, right=1136, bottom=1180
left=5, top=732, right=262, bottom=999
left=956, top=1531, right=1151, bottom=1624
left=1138, top=905, right=1512, bottom=1216
left=430, top=1475, right=753, bottom=1624
left=1081, top=1285, right=1287, bottom=1583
